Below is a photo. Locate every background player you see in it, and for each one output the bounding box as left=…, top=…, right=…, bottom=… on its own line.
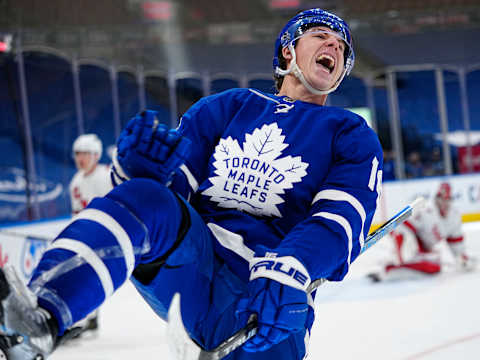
left=70, top=134, right=112, bottom=215
left=69, top=134, right=113, bottom=335
left=370, top=182, right=476, bottom=282
left=0, top=8, right=382, bottom=360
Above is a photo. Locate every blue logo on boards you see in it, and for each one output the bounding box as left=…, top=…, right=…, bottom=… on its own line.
left=0, top=167, right=63, bottom=222
left=21, top=237, right=49, bottom=280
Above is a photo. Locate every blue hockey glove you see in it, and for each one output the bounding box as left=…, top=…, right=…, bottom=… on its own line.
left=236, top=246, right=314, bottom=352
left=110, top=110, right=191, bottom=186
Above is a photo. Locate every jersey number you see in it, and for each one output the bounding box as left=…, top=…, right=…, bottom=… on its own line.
left=368, top=157, right=382, bottom=200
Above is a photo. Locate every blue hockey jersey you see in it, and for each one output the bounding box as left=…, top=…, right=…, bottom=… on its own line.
left=170, top=88, right=383, bottom=284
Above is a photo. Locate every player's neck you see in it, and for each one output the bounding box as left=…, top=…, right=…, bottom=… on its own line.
left=278, top=78, right=328, bottom=106
left=83, top=163, right=98, bottom=176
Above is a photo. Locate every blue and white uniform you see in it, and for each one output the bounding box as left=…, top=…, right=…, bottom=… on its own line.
left=173, top=88, right=382, bottom=282
left=28, top=88, right=382, bottom=359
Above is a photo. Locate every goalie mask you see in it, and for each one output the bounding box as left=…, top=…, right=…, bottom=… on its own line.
left=273, top=8, right=354, bottom=95
left=435, top=182, right=452, bottom=217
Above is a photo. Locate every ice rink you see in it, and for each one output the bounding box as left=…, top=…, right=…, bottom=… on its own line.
left=9, top=221, right=480, bottom=360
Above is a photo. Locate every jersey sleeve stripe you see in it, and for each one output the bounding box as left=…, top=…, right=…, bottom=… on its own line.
left=110, top=167, right=125, bottom=187
left=207, top=223, right=254, bottom=261
left=69, top=209, right=135, bottom=277
left=111, top=148, right=131, bottom=181
left=32, top=287, right=73, bottom=329
left=312, top=189, right=366, bottom=247
left=180, top=164, right=199, bottom=192
left=313, top=211, right=353, bottom=264
left=49, top=238, right=114, bottom=298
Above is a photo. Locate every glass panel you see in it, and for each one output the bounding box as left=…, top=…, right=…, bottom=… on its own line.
left=0, top=56, right=30, bottom=223
left=248, top=78, right=275, bottom=93
left=373, top=78, right=395, bottom=181
left=176, top=77, right=202, bottom=121
left=468, top=70, right=480, bottom=132
left=443, top=70, right=462, bottom=175
left=79, top=64, right=115, bottom=160
left=117, top=71, right=140, bottom=128
left=210, top=78, right=239, bottom=94
left=397, top=71, right=438, bottom=179
left=329, top=76, right=367, bottom=108
left=145, top=74, right=170, bottom=126
left=464, top=69, right=480, bottom=173
left=330, top=76, right=378, bottom=143
left=23, top=51, right=78, bottom=219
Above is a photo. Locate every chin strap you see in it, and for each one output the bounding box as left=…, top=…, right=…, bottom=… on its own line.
left=276, top=43, right=347, bottom=96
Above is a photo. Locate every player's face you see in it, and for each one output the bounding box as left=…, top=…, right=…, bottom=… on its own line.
left=292, top=27, right=346, bottom=91
left=74, top=151, right=98, bottom=173
left=436, top=197, right=451, bottom=217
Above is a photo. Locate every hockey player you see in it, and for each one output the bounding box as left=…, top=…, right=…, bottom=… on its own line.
left=70, top=134, right=112, bottom=214
left=69, top=134, right=112, bottom=334
left=370, top=182, right=475, bottom=282
left=0, top=8, right=383, bottom=360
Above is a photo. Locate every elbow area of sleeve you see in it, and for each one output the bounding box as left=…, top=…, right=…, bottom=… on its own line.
left=277, top=217, right=352, bottom=282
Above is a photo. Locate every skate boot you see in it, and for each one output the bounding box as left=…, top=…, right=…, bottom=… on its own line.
left=0, top=267, right=57, bottom=360
left=83, top=313, right=99, bottom=334
left=69, top=312, right=99, bottom=341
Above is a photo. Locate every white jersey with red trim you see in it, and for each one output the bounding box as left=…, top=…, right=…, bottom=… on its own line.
left=403, top=201, right=463, bottom=251
left=69, top=164, right=113, bottom=214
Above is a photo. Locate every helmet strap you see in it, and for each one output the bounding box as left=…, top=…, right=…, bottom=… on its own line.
left=276, top=43, right=347, bottom=96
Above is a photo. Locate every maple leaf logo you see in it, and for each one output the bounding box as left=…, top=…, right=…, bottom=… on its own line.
left=202, top=123, right=308, bottom=217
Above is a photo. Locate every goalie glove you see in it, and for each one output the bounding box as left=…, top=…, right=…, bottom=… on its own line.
left=236, top=246, right=314, bottom=352
left=110, top=110, right=191, bottom=186
left=447, top=239, right=477, bottom=272
left=455, top=253, right=477, bottom=272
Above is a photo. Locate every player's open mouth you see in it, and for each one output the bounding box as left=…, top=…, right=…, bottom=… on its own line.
left=316, top=54, right=335, bottom=73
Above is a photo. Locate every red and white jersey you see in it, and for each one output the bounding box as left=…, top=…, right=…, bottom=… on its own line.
left=69, top=164, right=113, bottom=214
left=400, top=201, right=463, bottom=252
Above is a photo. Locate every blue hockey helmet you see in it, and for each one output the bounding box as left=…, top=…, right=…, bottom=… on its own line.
left=273, top=9, right=355, bottom=94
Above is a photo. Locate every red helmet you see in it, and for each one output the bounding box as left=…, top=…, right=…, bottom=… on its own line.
left=435, top=182, right=452, bottom=216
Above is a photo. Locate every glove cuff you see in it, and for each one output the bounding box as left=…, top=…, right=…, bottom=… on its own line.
left=448, top=239, right=465, bottom=258
left=249, top=255, right=311, bottom=292
left=111, top=147, right=131, bottom=186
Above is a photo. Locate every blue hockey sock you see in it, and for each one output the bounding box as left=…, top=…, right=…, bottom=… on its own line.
left=29, top=179, right=186, bottom=334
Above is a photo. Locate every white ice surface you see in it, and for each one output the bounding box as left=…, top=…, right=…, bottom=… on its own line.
left=19, top=222, right=480, bottom=359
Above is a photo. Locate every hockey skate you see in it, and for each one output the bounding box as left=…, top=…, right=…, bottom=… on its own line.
left=456, top=254, right=477, bottom=272
left=0, top=267, right=57, bottom=360
left=366, top=271, right=384, bottom=283
left=82, top=313, right=99, bottom=335
left=68, top=311, right=99, bottom=341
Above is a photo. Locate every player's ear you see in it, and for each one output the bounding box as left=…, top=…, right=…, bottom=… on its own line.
left=282, top=46, right=293, bottom=60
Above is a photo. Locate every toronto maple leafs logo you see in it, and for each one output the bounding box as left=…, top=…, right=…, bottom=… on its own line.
left=202, top=123, right=308, bottom=217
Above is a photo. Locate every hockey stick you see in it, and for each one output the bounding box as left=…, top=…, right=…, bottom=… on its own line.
left=166, top=197, right=425, bottom=360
